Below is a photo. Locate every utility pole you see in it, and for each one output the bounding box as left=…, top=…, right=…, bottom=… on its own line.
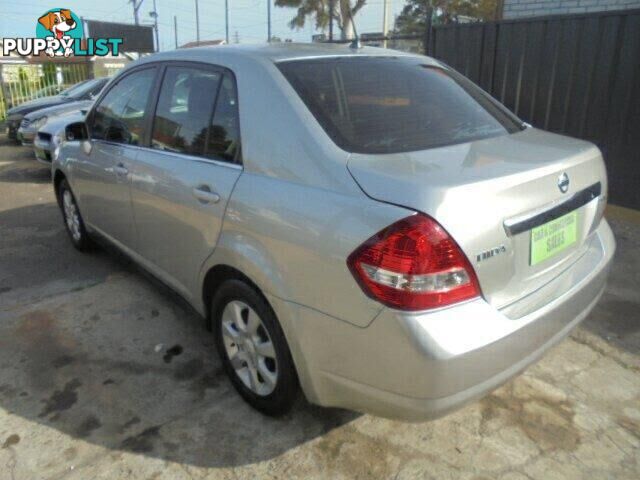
left=382, top=0, right=391, bottom=48
left=234, top=30, right=240, bottom=44
left=195, top=0, right=200, bottom=45
left=225, top=0, right=230, bottom=44
left=495, top=0, right=504, bottom=20
left=328, top=0, right=334, bottom=41
left=423, top=5, right=433, bottom=56
left=129, top=0, right=144, bottom=25
left=174, top=16, right=178, bottom=49
left=150, top=0, right=159, bottom=51
left=267, top=0, right=272, bottom=42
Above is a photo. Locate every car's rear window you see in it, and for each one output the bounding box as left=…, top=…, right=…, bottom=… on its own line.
left=278, top=57, right=523, bottom=154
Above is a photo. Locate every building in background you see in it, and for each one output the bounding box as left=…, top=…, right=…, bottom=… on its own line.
left=503, top=0, right=640, bottom=18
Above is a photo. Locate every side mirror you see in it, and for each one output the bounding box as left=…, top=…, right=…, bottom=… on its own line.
left=65, top=121, right=89, bottom=141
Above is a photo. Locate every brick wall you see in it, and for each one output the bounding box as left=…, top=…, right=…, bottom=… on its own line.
left=503, top=0, right=640, bottom=18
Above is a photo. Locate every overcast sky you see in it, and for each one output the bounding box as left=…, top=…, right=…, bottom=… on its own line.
left=0, top=0, right=408, bottom=50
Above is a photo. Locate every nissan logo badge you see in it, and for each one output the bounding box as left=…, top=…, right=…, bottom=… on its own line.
left=558, top=172, right=570, bottom=193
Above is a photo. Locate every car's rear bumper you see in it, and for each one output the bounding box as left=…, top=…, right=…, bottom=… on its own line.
left=272, top=219, right=615, bottom=421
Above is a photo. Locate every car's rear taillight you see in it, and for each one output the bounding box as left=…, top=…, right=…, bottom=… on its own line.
left=347, top=214, right=481, bottom=311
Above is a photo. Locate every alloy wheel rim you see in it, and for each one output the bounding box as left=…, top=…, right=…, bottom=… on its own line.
left=62, top=190, right=81, bottom=242
left=221, top=300, right=278, bottom=396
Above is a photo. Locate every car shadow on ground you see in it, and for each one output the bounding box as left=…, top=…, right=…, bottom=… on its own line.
left=0, top=162, right=51, bottom=184
left=0, top=197, right=360, bottom=468
left=581, top=217, right=640, bottom=356
left=0, top=138, right=51, bottom=184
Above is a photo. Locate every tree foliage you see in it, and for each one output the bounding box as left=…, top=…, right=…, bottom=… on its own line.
left=274, top=0, right=367, bottom=39
left=395, top=0, right=499, bottom=35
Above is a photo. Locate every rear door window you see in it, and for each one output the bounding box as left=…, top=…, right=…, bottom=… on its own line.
left=278, top=57, right=523, bottom=154
left=205, top=73, right=241, bottom=163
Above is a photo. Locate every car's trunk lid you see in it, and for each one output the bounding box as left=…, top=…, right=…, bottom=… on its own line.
left=347, top=128, right=607, bottom=310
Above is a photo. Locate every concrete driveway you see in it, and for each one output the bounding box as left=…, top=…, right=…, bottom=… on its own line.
left=0, top=135, right=638, bottom=479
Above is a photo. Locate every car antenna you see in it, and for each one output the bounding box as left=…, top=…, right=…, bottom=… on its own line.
left=347, top=5, right=362, bottom=50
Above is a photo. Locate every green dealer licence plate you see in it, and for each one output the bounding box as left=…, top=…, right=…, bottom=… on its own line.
left=530, top=210, right=578, bottom=266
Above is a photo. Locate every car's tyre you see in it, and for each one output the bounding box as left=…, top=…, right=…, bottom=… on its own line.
left=211, top=279, right=299, bottom=416
left=57, top=179, right=92, bottom=251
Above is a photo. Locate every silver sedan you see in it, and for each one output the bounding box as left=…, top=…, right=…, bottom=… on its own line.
left=52, top=44, right=615, bottom=420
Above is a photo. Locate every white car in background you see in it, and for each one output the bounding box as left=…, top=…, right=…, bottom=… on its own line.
left=18, top=100, right=93, bottom=146
left=34, top=109, right=87, bottom=165
left=7, top=77, right=109, bottom=142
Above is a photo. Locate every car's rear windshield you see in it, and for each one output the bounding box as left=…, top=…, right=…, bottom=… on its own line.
left=278, top=57, right=523, bottom=154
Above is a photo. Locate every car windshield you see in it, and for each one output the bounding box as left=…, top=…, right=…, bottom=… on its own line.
left=59, top=80, right=90, bottom=97
left=278, top=57, right=523, bottom=154
left=64, top=78, right=106, bottom=99
left=33, top=85, right=61, bottom=98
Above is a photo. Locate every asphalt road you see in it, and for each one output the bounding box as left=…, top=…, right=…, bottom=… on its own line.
left=0, top=135, right=638, bottom=479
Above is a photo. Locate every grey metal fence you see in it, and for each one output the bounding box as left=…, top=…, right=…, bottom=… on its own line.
left=427, top=9, right=640, bottom=210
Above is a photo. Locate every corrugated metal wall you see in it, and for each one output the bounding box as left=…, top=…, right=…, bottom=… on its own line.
left=427, top=9, right=640, bottom=209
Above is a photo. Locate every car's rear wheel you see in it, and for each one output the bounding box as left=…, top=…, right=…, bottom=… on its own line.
left=212, top=279, right=298, bottom=416
left=58, top=179, right=92, bottom=251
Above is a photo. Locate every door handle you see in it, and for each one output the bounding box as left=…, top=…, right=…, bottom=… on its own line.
left=192, top=185, right=221, bottom=204
left=114, top=163, right=128, bottom=176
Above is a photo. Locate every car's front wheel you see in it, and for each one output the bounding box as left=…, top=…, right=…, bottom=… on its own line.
left=211, top=279, right=299, bottom=416
left=57, top=179, right=92, bottom=250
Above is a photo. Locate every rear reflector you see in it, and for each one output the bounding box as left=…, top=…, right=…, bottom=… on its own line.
left=347, top=214, right=481, bottom=311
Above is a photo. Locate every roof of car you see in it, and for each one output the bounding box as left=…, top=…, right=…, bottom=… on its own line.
left=137, top=42, right=433, bottom=65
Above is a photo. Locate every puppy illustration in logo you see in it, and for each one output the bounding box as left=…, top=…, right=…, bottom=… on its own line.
left=38, top=9, right=77, bottom=57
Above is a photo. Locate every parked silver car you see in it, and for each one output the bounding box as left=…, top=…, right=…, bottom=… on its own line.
left=52, top=44, right=615, bottom=420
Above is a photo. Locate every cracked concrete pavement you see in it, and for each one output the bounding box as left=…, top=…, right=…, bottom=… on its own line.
left=0, top=134, right=638, bottom=479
